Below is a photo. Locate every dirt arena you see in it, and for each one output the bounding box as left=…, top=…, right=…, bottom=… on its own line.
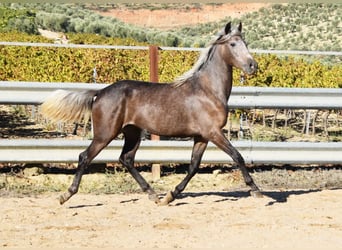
left=1, top=189, right=341, bottom=248
left=1, top=3, right=341, bottom=248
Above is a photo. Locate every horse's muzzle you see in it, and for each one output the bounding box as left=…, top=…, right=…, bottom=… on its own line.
left=244, top=59, right=258, bottom=75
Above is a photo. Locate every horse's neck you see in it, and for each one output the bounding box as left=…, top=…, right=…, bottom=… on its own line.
left=200, top=55, right=233, bottom=105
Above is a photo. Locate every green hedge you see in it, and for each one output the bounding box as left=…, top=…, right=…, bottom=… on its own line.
left=0, top=33, right=341, bottom=88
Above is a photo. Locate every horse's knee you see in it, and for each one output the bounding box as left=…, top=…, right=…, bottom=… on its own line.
left=119, top=154, right=134, bottom=167
left=79, top=151, right=88, bottom=164
left=119, top=155, right=126, bottom=166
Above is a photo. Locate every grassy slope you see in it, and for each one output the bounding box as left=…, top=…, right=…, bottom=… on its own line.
left=1, top=3, right=341, bottom=51
left=171, top=3, right=342, bottom=51
left=89, top=3, right=342, bottom=51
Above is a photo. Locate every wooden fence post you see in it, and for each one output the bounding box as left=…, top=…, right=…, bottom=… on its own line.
left=149, top=45, right=161, bottom=181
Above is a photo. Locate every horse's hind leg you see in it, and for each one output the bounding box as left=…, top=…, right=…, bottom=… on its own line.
left=210, top=130, right=262, bottom=198
left=160, top=136, right=208, bottom=205
left=120, top=125, right=160, bottom=204
left=59, top=138, right=112, bottom=204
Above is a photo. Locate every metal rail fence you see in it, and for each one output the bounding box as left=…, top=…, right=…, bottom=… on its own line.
left=1, top=41, right=342, bottom=56
left=1, top=81, right=342, bottom=109
left=0, top=139, right=341, bottom=165
left=0, top=81, right=341, bottom=165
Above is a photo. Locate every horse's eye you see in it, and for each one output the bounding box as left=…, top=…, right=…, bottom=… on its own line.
left=230, top=42, right=236, bottom=47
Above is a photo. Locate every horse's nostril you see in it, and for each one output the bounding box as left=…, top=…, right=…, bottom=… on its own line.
left=251, top=61, right=258, bottom=71
left=246, top=60, right=257, bottom=74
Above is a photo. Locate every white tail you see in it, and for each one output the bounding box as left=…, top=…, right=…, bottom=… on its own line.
left=41, top=89, right=96, bottom=123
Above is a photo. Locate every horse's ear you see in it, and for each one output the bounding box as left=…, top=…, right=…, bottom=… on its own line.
left=238, top=22, right=242, bottom=32
left=224, top=22, right=231, bottom=35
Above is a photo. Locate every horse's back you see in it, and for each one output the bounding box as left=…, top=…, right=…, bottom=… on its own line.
left=97, top=80, right=179, bottom=105
left=99, top=80, right=168, bottom=97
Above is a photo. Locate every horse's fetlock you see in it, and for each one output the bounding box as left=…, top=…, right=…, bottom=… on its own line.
left=245, top=178, right=255, bottom=187
left=79, top=152, right=88, bottom=165
left=68, top=186, right=78, bottom=195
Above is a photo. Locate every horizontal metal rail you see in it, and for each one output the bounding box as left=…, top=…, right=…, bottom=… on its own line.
left=1, top=81, right=341, bottom=109
left=0, top=81, right=102, bottom=105
left=229, top=87, right=342, bottom=109
left=0, top=139, right=341, bottom=165
left=1, top=41, right=342, bottom=56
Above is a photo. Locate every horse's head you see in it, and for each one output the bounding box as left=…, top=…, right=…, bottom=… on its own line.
left=215, top=22, right=257, bottom=75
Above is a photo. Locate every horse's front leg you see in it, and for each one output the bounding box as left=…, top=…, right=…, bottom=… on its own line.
left=210, top=130, right=263, bottom=198
left=159, top=136, right=208, bottom=205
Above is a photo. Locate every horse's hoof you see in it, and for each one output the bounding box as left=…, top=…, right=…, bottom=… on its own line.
left=59, top=191, right=71, bottom=205
left=250, top=190, right=263, bottom=198
left=59, top=194, right=67, bottom=205
left=158, top=191, right=174, bottom=206
left=158, top=199, right=169, bottom=206
left=148, top=193, right=160, bottom=204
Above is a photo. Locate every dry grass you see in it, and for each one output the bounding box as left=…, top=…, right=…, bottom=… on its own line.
left=1, top=164, right=341, bottom=197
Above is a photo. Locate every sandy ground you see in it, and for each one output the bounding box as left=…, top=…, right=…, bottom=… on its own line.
left=2, top=3, right=341, bottom=248
left=1, top=189, right=341, bottom=248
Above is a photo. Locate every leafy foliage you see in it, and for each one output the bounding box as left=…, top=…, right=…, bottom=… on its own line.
left=0, top=31, right=52, bottom=42
left=0, top=7, right=38, bottom=34
left=0, top=3, right=341, bottom=87
left=0, top=32, right=341, bottom=88
left=236, top=54, right=342, bottom=88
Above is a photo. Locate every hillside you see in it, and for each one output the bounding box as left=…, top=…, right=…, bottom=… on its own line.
left=1, top=3, right=341, bottom=51
left=95, top=3, right=270, bottom=30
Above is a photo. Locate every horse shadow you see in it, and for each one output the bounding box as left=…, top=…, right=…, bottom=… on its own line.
left=66, top=188, right=339, bottom=208
left=68, top=203, right=104, bottom=209
left=171, top=188, right=334, bottom=206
